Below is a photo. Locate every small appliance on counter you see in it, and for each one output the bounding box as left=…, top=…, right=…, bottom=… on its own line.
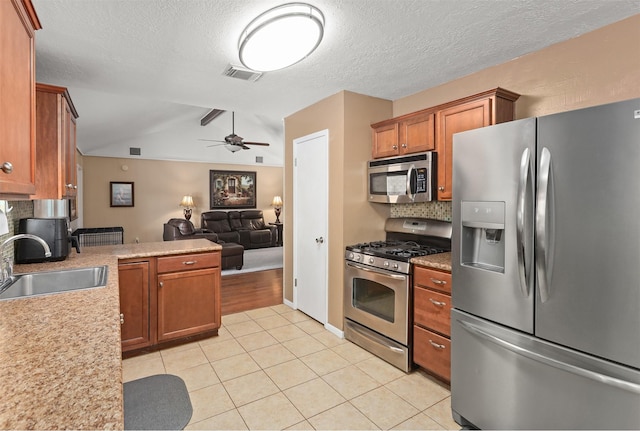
left=14, top=218, right=80, bottom=263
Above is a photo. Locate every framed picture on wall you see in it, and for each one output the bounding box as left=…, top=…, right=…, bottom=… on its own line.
left=210, top=170, right=256, bottom=209
left=110, top=181, right=134, bottom=207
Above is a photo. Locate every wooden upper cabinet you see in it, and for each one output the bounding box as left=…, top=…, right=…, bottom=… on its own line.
left=435, top=88, right=519, bottom=200
left=372, top=112, right=435, bottom=158
left=0, top=0, right=41, bottom=197
left=32, top=83, right=79, bottom=199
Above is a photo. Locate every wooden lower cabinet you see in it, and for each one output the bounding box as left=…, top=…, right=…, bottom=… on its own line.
left=118, top=250, right=221, bottom=353
left=413, top=265, right=452, bottom=382
left=118, top=260, right=151, bottom=352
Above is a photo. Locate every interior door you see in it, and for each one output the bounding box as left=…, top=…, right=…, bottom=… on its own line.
left=293, top=130, right=328, bottom=324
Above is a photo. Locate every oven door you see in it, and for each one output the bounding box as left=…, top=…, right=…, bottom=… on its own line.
left=344, top=261, right=410, bottom=344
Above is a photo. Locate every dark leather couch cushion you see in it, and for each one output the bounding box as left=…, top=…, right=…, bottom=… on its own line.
left=228, top=211, right=243, bottom=230
left=202, top=211, right=233, bottom=233
left=168, top=218, right=195, bottom=235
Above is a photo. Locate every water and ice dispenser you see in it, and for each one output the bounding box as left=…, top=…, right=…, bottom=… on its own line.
left=460, top=201, right=505, bottom=273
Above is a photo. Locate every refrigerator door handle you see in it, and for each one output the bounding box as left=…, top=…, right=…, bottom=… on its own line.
left=536, top=147, right=555, bottom=303
left=458, top=319, right=640, bottom=395
left=517, top=148, right=532, bottom=298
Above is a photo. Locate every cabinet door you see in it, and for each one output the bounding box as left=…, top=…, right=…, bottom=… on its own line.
left=62, top=98, right=77, bottom=197
left=372, top=123, right=399, bottom=158
left=0, top=0, right=37, bottom=196
left=157, top=267, right=220, bottom=342
left=436, top=99, right=491, bottom=200
left=400, top=112, right=434, bottom=154
left=118, top=261, right=151, bottom=351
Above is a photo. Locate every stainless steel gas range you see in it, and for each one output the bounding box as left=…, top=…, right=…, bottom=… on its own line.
left=344, top=218, right=451, bottom=372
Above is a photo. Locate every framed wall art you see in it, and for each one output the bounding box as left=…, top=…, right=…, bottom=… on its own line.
left=110, top=181, right=134, bottom=207
left=210, top=170, right=256, bottom=209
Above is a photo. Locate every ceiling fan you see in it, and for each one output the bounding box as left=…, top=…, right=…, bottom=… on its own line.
left=199, top=111, right=270, bottom=152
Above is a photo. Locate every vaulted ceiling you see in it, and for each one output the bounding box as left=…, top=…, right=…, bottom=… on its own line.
left=32, top=0, right=639, bottom=165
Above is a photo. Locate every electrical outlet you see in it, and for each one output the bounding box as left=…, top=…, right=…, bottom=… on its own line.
left=135, top=237, right=140, bottom=243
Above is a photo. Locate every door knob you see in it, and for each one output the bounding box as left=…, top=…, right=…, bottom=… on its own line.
left=315, top=237, right=324, bottom=244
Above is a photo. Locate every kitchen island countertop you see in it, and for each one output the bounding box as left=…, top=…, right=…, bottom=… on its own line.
left=411, top=251, right=452, bottom=272
left=1, top=239, right=221, bottom=430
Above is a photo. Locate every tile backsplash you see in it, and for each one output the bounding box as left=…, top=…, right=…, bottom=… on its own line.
left=390, top=200, right=452, bottom=222
left=0, top=200, right=34, bottom=261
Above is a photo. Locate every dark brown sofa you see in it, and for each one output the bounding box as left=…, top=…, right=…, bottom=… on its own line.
left=201, top=210, right=276, bottom=249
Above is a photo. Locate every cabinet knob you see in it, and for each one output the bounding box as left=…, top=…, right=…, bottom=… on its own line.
left=1, top=162, right=13, bottom=174
left=401, top=144, right=407, bottom=148
left=120, top=313, right=124, bottom=325
left=392, top=145, right=398, bottom=150
left=66, top=183, right=74, bottom=189
left=159, top=281, right=164, bottom=288
left=438, top=186, right=445, bottom=191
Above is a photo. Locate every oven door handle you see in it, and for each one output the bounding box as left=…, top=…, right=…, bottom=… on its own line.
left=347, top=321, right=405, bottom=353
left=346, top=262, right=407, bottom=280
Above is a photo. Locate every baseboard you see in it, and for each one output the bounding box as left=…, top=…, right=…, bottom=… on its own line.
left=283, top=298, right=295, bottom=309
left=324, top=322, right=344, bottom=339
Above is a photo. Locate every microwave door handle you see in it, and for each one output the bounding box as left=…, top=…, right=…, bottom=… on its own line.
left=406, top=165, right=416, bottom=201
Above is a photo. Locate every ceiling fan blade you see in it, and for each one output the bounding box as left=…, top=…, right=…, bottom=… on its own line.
left=243, top=141, right=270, bottom=146
left=198, top=138, right=225, bottom=143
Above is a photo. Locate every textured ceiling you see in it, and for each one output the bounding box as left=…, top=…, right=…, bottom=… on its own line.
left=32, top=0, right=639, bottom=165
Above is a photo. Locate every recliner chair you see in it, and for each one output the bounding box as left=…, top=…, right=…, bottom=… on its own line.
left=162, top=218, right=219, bottom=242
left=200, top=211, right=241, bottom=244
left=228, top=210, right=276, bottom=249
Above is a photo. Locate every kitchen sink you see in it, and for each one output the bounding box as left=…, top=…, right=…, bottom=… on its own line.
left=0, top=266, right=109, bottom=301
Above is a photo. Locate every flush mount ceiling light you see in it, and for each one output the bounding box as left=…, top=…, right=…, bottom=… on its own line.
left=239, top=3, right=325, bottom=72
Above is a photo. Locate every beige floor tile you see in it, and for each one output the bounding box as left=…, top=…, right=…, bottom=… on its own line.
left=424, top=396, right=460, bottom=430
left=245, top=307, right=278, bottom=319
left=322, top=365, right=380, bottom=400
left=199, top=328, right=234, bottom=347
left=280, top=310, right=312, bottom=323
left=284, top=377, right=346, bottom=418
left=391, top=412, right=444, bottom=430
left=332, top=341, right=375, bottom=363
left=201, top=338, right=246, bottom=362
left=188, top=383, right=236, bottom=424
left=122, top=356, right=166, bottom=382
left=351, top=387, right=419, bottom=430
left=171, top=363, right=220, bottom=392
left=122, top=350, right=161, bottom=367
left=162, top=345, right=209, bottom=373
left=238, top=392, right=305, bottom=430
left=226, top=320, right=265, bottom=337
left=282, top=334, right=327, bottom=357
left=308, top=402, right=379, bottom=430
left=385, top=371, right=450, bottom=411
left=159, top=339, right=201, bottom=355
left=284, top=419, right=315, bottom=430
left=223, top=370, right=280, bottom=407
left=270, top=303, right=294, bottom=315
left=295, top=319, right=325, bottom=335
left=236, top=331, right=279, bottom=351
left=313, top=330, right=347, bottom=348
left=264, top=359, right=319, bottom=390
left=249, top=343, right=296, bottom=369
left=255, top=314, right=291, bottom=330
left=212, top=352, right=261, bottom=381
left=356, top=356, right=406, bottom=384
left=300, top=348, right=350, bottom=376
left=222, top=312, right=251, bottom=325
left=268, top=324, right=308, bottom=342
left=186, top=409, right=248, bottom=430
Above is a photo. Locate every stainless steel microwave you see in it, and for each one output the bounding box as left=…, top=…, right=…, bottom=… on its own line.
left=368, top=152, right=435, bottom=203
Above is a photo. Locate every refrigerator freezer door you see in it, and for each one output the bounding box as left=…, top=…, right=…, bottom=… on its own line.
left=535, top=98, right=640, bottom=368
left=451, top=309, right=640, bottom=430
left=452, top=118, right=536, bottom=333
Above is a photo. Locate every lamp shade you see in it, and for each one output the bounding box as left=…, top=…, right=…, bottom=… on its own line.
left=271, top=196, right=283, bottom=208
left=180, top=195, right=194, bottom=208
left=239, top=3, right=325, bottom=72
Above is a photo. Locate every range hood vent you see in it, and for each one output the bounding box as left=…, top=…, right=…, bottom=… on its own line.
left=223, top=64, right=262, bottom=82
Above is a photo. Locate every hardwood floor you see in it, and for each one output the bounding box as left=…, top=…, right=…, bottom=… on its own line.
left=221, top=268, right=283, bottom=315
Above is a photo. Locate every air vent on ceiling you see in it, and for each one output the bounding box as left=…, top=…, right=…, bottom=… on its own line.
left=223, top=64, right=262, bottom=82
left=129, top=147, right=141, bottom=156
left=255, top=156, right=263, bottom=164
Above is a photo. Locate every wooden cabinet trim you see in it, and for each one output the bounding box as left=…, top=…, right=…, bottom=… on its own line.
left=157, top=251, right=220, bottom=273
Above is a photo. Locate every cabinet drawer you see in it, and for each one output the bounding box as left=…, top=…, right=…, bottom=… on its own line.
left=157, top=252, right=220, bottom=273
left=414, top=287, right=451, bottom=337
left=413, top=325, right=451, bottom=382
left=414, top=266, right=451, bottom=294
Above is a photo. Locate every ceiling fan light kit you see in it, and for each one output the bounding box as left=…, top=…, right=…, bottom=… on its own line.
left=238, top=3, right=325, bottom=72
left=199, top=111, right=270, bottom=152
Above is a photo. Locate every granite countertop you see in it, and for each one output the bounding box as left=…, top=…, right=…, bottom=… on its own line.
left=1, top=239, right=221, bottom=430
left=411, top=251, right=452, bottom=272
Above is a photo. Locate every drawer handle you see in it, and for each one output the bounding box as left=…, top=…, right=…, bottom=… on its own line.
left=429, top=340, right=446, bottom=350
left=429, top=298, right=447, bottom=307
left=430, top=278, right=447, bottom=285
left=183, top=260, right=197, bottom=265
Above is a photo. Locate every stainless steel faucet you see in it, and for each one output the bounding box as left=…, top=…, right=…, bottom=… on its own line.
left=0, top=234, right=52, bottom=290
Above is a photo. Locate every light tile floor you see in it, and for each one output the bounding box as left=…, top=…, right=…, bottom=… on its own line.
left=122, top=304, right=461, bottom=430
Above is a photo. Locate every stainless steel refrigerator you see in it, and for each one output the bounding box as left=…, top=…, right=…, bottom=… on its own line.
left=450, top=98, right=640, bottom=429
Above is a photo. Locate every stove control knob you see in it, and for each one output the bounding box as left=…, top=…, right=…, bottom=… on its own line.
left=348, top=252, right=354, bottom=259
left=369, top=257, right=375, bottom=264
left=383, top=261, right=390, bottom=267
left=392, top=263, right=399, bottom=270
left=355, top=254, right=361, bottom=261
